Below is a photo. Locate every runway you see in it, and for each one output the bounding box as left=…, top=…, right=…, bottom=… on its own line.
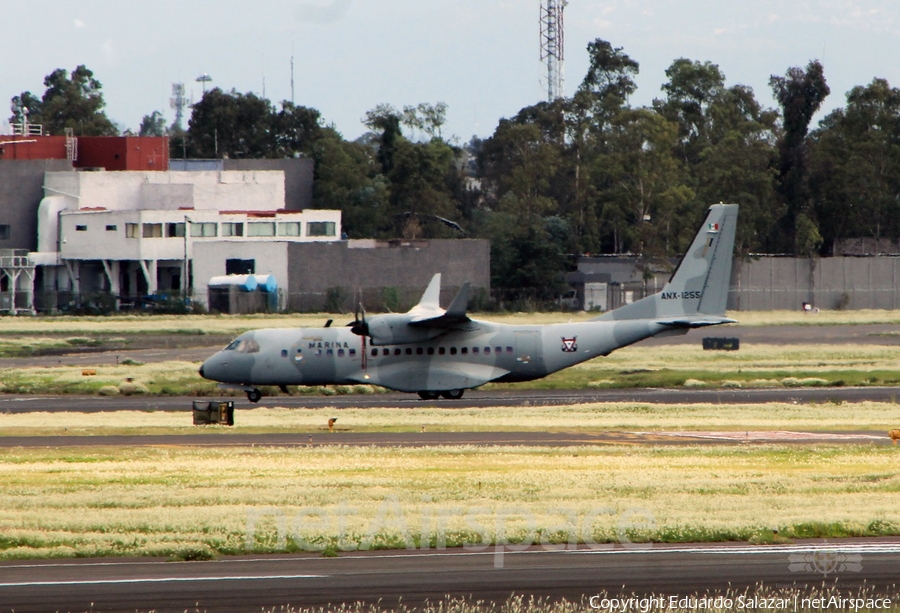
left=1, top=540, right=898, bottom=612
left=1, top=384, right=899, bottom=414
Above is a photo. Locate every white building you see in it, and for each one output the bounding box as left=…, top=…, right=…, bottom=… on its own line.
left=30, top=168, right=341, bottom=309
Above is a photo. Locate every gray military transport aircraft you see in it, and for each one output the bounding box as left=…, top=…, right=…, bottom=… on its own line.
left=199, top=204, right=738, bottom=402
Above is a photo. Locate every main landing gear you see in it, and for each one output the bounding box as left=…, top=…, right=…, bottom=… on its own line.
left=417, top=389, right=464, bottom=400
left=246, top=388, right=262, bottom=403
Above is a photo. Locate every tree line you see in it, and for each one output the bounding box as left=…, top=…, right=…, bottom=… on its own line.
left=10, top=42, right=900, bottom=300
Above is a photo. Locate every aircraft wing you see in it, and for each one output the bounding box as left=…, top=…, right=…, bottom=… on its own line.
left=408, top=282, right=474, bottom=329
left=350, top=361, right=509, bottom=393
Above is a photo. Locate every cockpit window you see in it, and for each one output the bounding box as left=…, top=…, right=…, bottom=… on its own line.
left=224, top=338, right=261, bottom=353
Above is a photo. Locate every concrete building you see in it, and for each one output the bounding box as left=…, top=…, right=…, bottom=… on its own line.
left=30, top=168, right=341, bottom=310
left=193, top=238, right=491, bottom=312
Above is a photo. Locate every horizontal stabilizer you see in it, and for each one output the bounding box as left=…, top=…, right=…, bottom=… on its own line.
left=657, top=317, right=738, bottom=328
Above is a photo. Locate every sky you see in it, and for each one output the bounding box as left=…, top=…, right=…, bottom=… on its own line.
left=2, top=0, right=900, bottom=143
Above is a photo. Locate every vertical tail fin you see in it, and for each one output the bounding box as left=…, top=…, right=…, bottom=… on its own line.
left=597, top=204, right=738, bottom=322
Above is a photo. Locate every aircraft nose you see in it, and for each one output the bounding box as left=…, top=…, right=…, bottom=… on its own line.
left=198, top=364, right=206, bottom=379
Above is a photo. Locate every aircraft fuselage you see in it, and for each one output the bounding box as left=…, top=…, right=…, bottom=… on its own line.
left=199, top=318, right=669, bottom=394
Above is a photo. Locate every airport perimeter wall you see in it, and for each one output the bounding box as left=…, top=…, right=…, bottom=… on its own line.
left=728, top=256, right=900, bottom=311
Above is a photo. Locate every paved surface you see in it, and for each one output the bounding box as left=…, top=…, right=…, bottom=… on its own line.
left=1, top=540, right=898, bottom=612
left=1, top=385, right=899, bottom=414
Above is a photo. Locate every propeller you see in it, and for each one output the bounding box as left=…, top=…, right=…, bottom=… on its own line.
left=348, top=292, right=369, bottom=337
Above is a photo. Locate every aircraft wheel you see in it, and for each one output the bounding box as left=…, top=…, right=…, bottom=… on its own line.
left=440, top=389, right=464, bottom=400
left=417, top=390, right=440, bottom=400
left=246, top=388, right=262, bottom=403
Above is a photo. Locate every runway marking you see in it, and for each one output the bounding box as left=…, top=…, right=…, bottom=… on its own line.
left=0, top=574, right=326, bottom=588
left=0, top=542, right=900, bottom=576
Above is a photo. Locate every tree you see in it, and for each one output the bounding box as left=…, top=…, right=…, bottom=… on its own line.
left=810, top=78, right=900, bottom=251
left=272, top=102, right=323, bottom=157
left=312, top=128, right=390, bottom=238
left=139, top=111, right=167, bottom=137
left=769, top=60, right=830, bottom=252
left=401, top=102, right=448, bottom=140
left=186, top=88, right=275, bottom=158
left=654, top=59, right=726, bottom=165
left=9, top=65, right=117, bottom=136
left=588, top=108, right=692, bottom=256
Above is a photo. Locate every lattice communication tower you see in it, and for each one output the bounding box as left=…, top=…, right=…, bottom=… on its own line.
left=540, top=0, right=568, bottom=101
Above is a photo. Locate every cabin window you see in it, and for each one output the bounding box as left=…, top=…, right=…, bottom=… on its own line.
left=349, top=348, right=357, bottom=357
left=281, top=349, right=288, bottom=358
left=326, top=349, right=333, bottom=356
left=371, top=348, right=378, bottom=357
left=438, top=347, right=446, bottom=355
left=228, top=338, right=260, bottom=354
left=450, top=347, right=457, bottom=355
left=495, top=347, right=502, bottom=354
left=416, top=347, right=424, bottom=355
left=338, top=348, right=345, bottom=357
left=393, top=348, right=401, bottom=356
left=484, top=347, right=491, bottom=355
left=472, top=347, right=478, bottom=355
left=506, top=346, right=513, bottom=354
left=427, top=347, right=434, bottom=355
left=383, top=348, right=391, bottom=356
left=461, top=347, right=468, bottom=355
left=406, top=348, right=412, bottom=355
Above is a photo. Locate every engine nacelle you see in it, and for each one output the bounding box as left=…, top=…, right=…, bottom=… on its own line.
left=366, top=314, right=444, bottom=345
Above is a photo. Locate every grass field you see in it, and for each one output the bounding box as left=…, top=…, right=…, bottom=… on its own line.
left=0, top=442, right=898, bottom=560
left=1, top=402, right=898, bottom=437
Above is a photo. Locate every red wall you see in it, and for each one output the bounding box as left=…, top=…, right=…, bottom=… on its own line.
left=77, top=137, right=169, bottom=171
left=0, top=135, right=168, bottom=170
left=0, top=136, right=68, bottom=160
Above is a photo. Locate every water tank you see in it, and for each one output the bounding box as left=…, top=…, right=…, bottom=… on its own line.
left=208, top=274, right=258, bottom=292
left=253, top=274, right=277, bottom=293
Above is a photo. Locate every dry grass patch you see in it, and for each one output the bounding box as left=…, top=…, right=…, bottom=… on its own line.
left=0, top=444, right=898, bottom=559
left=1, top=401, right=899, bottom=436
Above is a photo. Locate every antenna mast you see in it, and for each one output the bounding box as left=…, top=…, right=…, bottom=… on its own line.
left=170, top=83, right=187, bottom=132
left=540, top=0, right=568, bottom=101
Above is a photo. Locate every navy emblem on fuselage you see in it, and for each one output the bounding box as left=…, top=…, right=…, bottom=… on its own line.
left=561, top=336, right=578, bottom=352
